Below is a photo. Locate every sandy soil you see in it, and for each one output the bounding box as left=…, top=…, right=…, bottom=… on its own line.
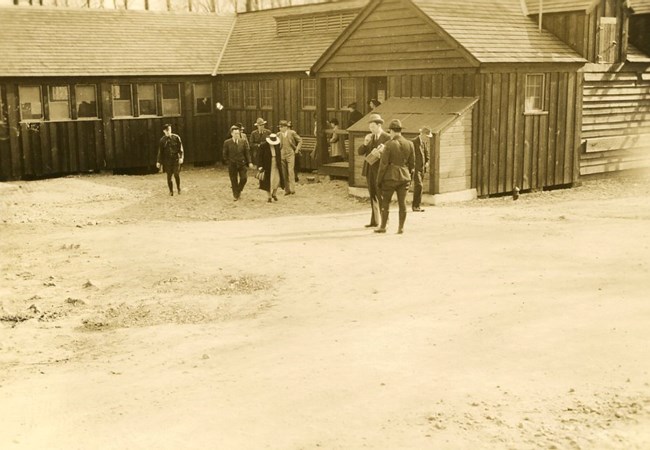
left=1, top=166, right=650, bottom=449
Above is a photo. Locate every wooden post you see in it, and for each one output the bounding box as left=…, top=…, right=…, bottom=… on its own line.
left=315, top=76, right=329, bottom=167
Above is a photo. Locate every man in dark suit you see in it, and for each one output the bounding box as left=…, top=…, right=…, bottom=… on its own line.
left=375, top=119, right=415, bottom=234
left=156, top=123, right=184, bottom=196
left=411, top=126, right=431, bottom=212
left=222, top=125, right=253, bottom=201
left=249, top=117, right=271, bottom=166
left=356, top=113, right=390, bottom=228
left=346, top=102, right=363, bottom=128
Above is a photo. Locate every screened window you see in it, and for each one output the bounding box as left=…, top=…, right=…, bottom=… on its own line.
left=162, top=83, right=181, bottom=116
left=340, top=78, right=356, bottom=110
left=19, top=86, right=43, bottom=120
left=525, top=74, right=545, bottom=112
left=112, top=84, right=133, bottom=117
left=326, top=78, right=337, bottom=110
left=194, top=82, right=213, bottom=114
left=76, top=85, right=98, bottom=118
left=137, top=84, right=157, bottom=116
left=48, top=85, right=71, bottom=120
left=244, top=81, right=257, bottom=109
left=227, top=82, right=242, bottom=109
left=260, top=80, right=273, bottom=110
left=301, top=79, right=316, bottom=109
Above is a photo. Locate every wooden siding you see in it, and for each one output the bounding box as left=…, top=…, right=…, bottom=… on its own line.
left=0, top=78, right=220, bottom=181
left=438, top=112, right=472, bottom=193
left=581, top=65, right=650, bottom=175
left=318, top=0, right=474, bottom=74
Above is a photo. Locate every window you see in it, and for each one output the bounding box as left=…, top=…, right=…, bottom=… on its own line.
left=19, top=86, right=43, bottom=120
left=260, top=80, right=273, bottom=110
left=137, top=84, right=157, bottom=116
left=112, top=84, right=133, bottom=117
left=227, top=82, right=242, bottom=109
left=340, top=78, right=356, bottom=110
left=525, top=74, right=545, bottom=113
left=244, top=81, right=258, bottom=109
left=162, top=83, right=181, bottom=116
left=326, top=78, right=337, bottom=110
left=76, top=85, right=98, bottom=118
left=301, top=79, right=316, bottom=109
left=48, top=85, right=71, bottom=120
left=194, top=82, right=213, bottom=114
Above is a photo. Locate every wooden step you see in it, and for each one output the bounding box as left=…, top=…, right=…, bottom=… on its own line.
left=319, top=162, right=349, bottom=179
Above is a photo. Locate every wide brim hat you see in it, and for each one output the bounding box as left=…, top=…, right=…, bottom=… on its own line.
left=419, top=127, right=433, bottom=137
left=255, top=117, right=267, bottom=126
left=368, top=113, right=384, bottom=124
left=266, top=133, right=280, bottom=145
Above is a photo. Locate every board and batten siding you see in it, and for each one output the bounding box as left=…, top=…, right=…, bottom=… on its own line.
left=581, top=65, right=650, bottom=175
left=317, top=0, right=475, bottom=75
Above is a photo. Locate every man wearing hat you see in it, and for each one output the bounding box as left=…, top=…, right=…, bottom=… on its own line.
left=222, top=125, right=253, bottom=201
left=249, top=117, right=271, bottom=166
left=411, top=126, right=432, bottom=212
left=278, top=119, right=302, bottom=195
left=375, top=119, right=415, bottom=234
left=357, top=113, right=390, bottom=227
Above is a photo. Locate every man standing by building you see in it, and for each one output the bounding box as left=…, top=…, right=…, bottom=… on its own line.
left=346, top=102, right=363, bottom=128
left=357, top=113, right=390, bottom=227
left=411, top=126, right=431, bottom=212
left=375, top=119, right=415, bottom=234
left=278, top=119, right=302, bottom=195
left=222, top=125, right=253, bottom=201
left=249, top=117, right=271, bottom=166
left=156, top=123, right=184, bottom=196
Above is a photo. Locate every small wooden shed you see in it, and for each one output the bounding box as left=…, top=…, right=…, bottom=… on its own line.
left=347, top=97, right=477, bottom=196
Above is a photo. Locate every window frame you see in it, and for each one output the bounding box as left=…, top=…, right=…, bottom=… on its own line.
left=135, top=83, right=158, bottom=117
left=227, top=81, right=243, bottom=109
left=339, top=78, right=356, bottom=111
left=111, top=84, right=134, bottom=118
left=244, top=81, right=258, bottom=109
left=259, top=80, right=273, bottom=110
left=18, top=85, right=44, bottom=122
left=524, top=73, right=545, bottom=114
left=48, top=85, right=71, bottom=121
left=325, top=78, right=337, bottom=111
left=193, top=82, right=214, bottom=115
left=161, top=83, right=182, bottom=117
left=301, top=78, right=316, bottom=110
left=75, top=84, right=99, bottom=119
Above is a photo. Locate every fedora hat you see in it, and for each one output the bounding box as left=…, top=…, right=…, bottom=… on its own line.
left=266, top=133, right=280, bottom=145
left=368, top=113, right=384, bottom=124
left=388, top=119, right=403, bottom=131
left=229, top=125, right=240, bottom=133
left=254, top=117, right=267, bottom=126
left=278, top=120, right=290, bottom=127
left=419, top=126, right=433, bottom=137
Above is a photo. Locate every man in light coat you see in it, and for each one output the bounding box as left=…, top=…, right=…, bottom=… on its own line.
left=278, top=119, right=302, bottom=195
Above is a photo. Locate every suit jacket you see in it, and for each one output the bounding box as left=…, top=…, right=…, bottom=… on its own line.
left=412, top=136, right=430, bottom=172
left=346, top=110, right=363, bottom=128
left=279, top=129, right=303, bottom=154
left=377, top=135, right=415, bottom=186
left=222, top=138, right=251, bottom=166
left=357, top=130, right=390, bottom=177
left=157, top=133, right=184, bottom=164
left=250, top=128, right=272, bottom=151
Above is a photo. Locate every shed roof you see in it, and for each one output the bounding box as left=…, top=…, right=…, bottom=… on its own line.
left=0, top=7, right=234, bottom=77
left=524, top=0, right=598, bottom=15
left=217, top=0, right=368, bottom=74
left=347, top=97, right=478, bottom=135
left=411, top=0, right=585, bottom=63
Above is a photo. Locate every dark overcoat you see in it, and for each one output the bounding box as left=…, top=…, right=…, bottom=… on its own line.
left=258, top=141, right=285, bottom=192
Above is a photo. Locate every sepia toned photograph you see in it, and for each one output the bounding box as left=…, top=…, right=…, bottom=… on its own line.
left=1, top=0, right=649, bottom=448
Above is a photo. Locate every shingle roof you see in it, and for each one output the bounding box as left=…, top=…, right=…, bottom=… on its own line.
left=411, top=0, right=585, bottom=63
left=524, top=0, right=598, bottom=15
left=216, top=0, right=368, bottom=74
left=0, top=7, right=234, bottom=77
left=630, top=0, right=650, bottom=14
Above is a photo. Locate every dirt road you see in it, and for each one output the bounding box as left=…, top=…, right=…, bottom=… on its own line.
left=1, top=168, right=650, bottom=449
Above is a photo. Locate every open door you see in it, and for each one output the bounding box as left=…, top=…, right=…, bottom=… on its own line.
left=367, top=77, right=388, bottom=107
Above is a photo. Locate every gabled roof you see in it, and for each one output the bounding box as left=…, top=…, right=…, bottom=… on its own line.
left=630, top=0, right=650, bottom=14
left=0, top=7, right=234, bottom=77
left=411, top=0, right=585, bottom=63
left=347, top=98, right=478, bottom=134
left=524, top=0, right=598, bottom=15
left=216, top=0, right=368, bottom=75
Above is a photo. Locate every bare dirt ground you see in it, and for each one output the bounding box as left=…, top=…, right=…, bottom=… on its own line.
left=1, top=166, right=650, bottom=450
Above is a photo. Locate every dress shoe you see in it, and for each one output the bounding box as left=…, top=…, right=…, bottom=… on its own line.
left=374, top=228, right=386, bottom=233
left=364, top=223, right=377, bottom=228
left=267, top=198, right=272, bottom=203
left=272, top=195, right=278, bottom=201
left=412, top=207, right=424, bottom=212
left=177, top=188, right=181, bottom=195
left=397, top=229, right=404, bottom=234
left=169, top=191, right=174, bottom=196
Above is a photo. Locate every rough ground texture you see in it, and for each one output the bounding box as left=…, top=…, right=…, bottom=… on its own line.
left=1, top=167, right=649, bottom=449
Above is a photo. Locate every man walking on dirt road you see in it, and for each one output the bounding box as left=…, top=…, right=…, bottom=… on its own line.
left=156, top=124, right=184, bottom=196
left=222, top=125, right=254, bottom=201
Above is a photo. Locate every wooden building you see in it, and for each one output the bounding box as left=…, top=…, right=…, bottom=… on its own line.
left=0, top=8, right=233, bottom=181
left=524, top=0, right=650, bottom=176
left=213, top=0, right=368, bottom=172
left=312, top=0, right=587, bottom=197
